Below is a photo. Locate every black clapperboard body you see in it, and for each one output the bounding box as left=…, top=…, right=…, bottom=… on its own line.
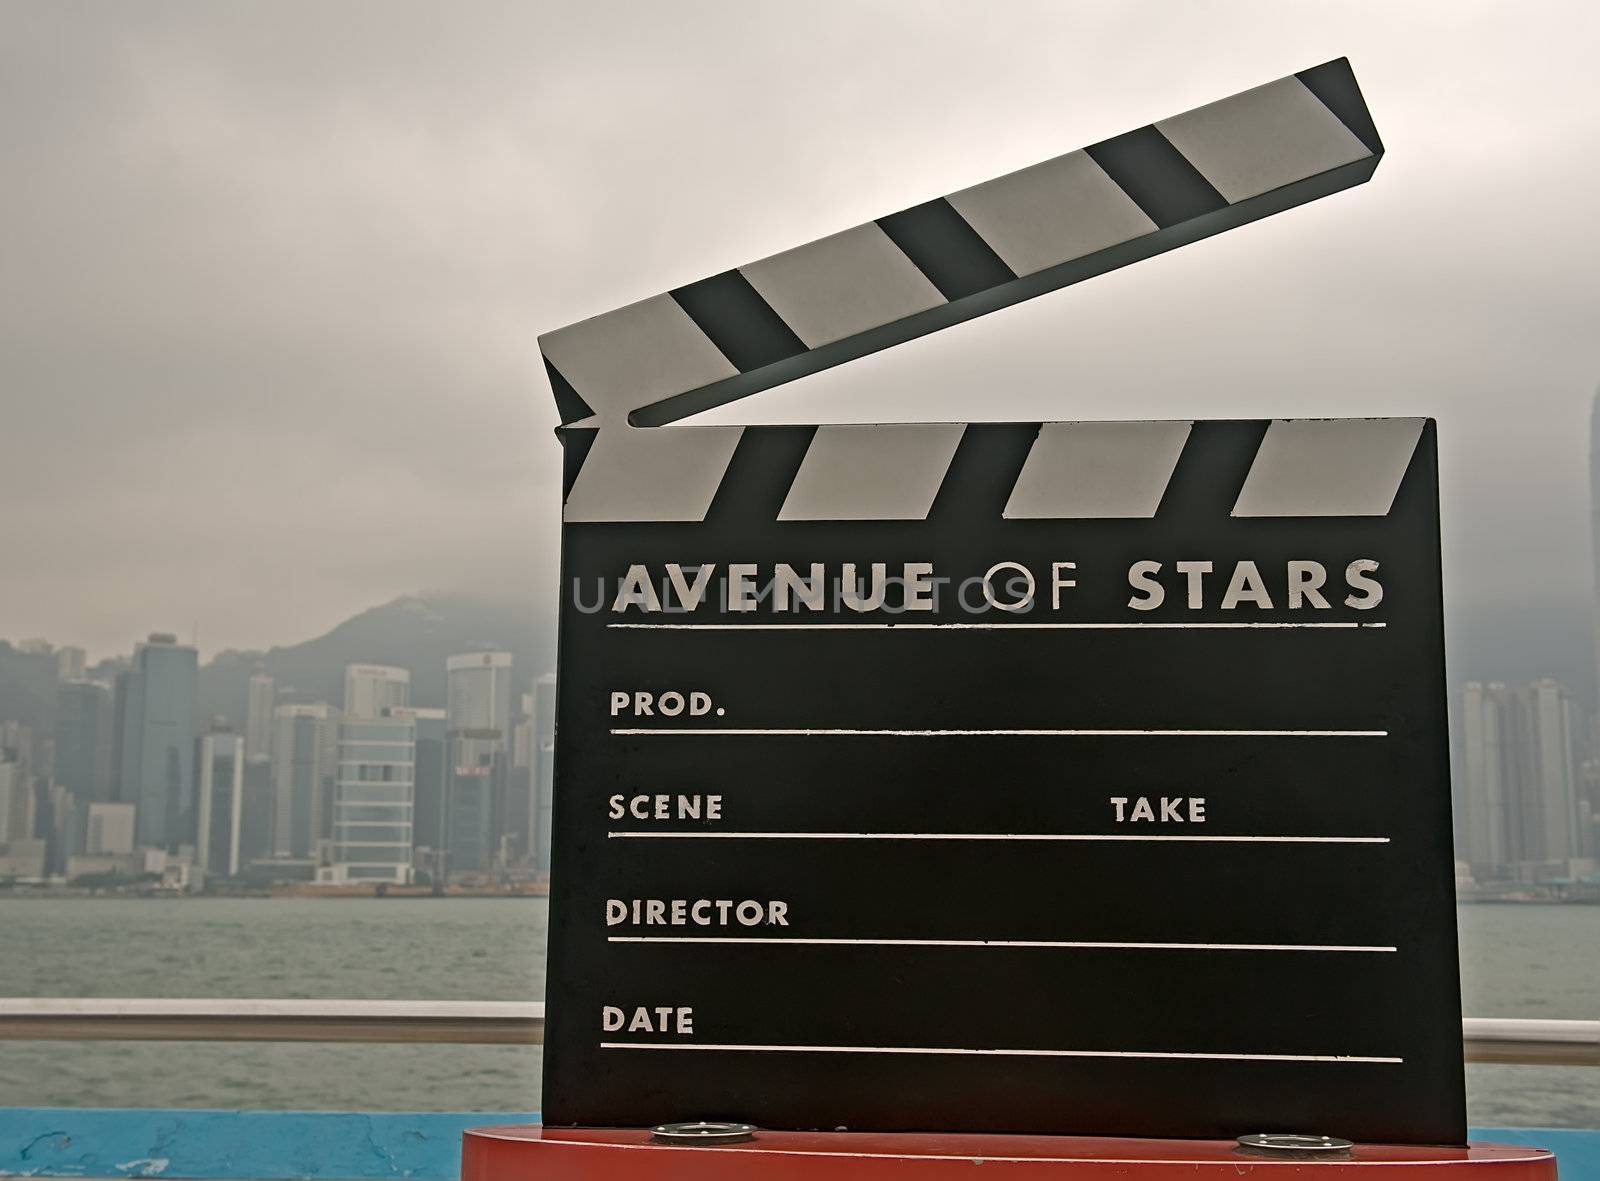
left=538, top=59, right=1466, bottom=1145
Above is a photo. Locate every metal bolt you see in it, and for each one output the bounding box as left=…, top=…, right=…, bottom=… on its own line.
left=651, top=1120, right=757, bottom=1145
left=1237, top=1133, right=1354, bottom=1157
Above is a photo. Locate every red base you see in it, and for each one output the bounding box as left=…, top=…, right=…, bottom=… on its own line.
left=462, top=1126, right=1557, bottom=1181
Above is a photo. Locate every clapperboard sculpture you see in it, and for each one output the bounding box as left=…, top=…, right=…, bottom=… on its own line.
left=538, top=58, right=1465, bottom=1145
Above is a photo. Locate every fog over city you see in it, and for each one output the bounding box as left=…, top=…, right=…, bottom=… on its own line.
left=3, top=1, right=1598, bottom=660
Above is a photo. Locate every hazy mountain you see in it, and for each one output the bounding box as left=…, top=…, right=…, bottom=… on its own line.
left=197, top=593, right=556, bottom=722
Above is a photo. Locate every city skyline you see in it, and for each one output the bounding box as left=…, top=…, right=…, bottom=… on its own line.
left=0, top=630, right=557, bottom=889
left=5, top=615, right=1597, bottom=890
left=14, top=381, right=1600, bottom=887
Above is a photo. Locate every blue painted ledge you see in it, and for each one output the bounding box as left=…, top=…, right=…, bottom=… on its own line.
left=0, top=1111, right=1593, bottom=1180
left=0, top=1110, right=536, bottom=1179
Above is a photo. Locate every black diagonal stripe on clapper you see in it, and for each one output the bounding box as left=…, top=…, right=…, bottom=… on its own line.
left=878, top=199, right=1017, bottom=302
left=928, top=423, right=1039, bottom=526
left=1154, top=420, right=1269, bottom=526
left=671, top=271, right=807, bottom=374
left=1086, top=126, right=1228, bottom=227
left=1297, top=58, right=1384, bottom=156
left=703, top=424, right=818, bottom=526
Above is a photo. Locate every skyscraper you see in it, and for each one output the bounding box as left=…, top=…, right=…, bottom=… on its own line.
left=238, top=758, right=274, bottom=867
left=1460, top=679, right=1591, bottom=878
left=270, top=703, right=331, bottom=858
left=196, top=722, right=245, bottom=878
left=1460, top=681, right=1510, bottom=871
left=447, top=652, right=513, bottom=736
left=114, top=634, right=199, bottom=850
left=0, top=760, right=31, bottom=845
left=39, top=783, right=81, bottom=876
left=53, top=680, right=112, bottom=803
left=510, top=689, right=535, bottom=865
left=395, top=706, right=447, bottom=876
left=1588, top=386, right=1600, bottom=861
left=0, top=726, right=36, bottom=847
left=532, top=672, right=557, bottom=874
left=1523, top=679, right=1584, bottom=864
left=445, top=652, right=513, bottom=876
left=244, top=668, right=275, bottom=763
left=1591, top=388, right=1600, bottom=708
left=110, top=668, right=143, bottom=805
left=343, top=664, right=410, bottom=718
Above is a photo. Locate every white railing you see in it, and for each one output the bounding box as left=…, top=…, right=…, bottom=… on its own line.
left=1460, top=1018, right=1600, bottom=1066
left=1, top=1000, right=1598, bottom=1065
left=0, top=998, right=544, bottom=1044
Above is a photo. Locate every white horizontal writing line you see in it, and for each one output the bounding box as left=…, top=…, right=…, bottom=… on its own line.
left=600, top=1042, right=1402, bottom=1064
left=605, top=832, right=1391, bottom=844
left=607, top=936, right=1397, bottom=953
left=608, top=622, right=1387, bottom=630
left=611, top=728, right=1389, bottom=738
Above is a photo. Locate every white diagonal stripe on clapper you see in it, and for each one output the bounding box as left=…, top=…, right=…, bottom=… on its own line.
left=1232, top=419, right=1425, bottom=518
left=1005, top=421, right=1193, bottom=519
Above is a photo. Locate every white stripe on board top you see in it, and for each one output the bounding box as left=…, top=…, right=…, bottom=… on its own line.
left=1233, top=418, right=1425, bottom=518
left=601, top=1042, right=1404, bottom=1064
left=558, top=417, right=1427, bottom=524
left=946, top=150, right=1156, bottom=277
left=1156, top=76, right=1371, bottom=204
left=1005, top=421, right=1192, bottom=518
left=608, top=937, right=1397, bottom=952
left=564, top=425, right=744, bottom=523
left=740, top=223, right=945, bottom=350
left=779, top=423, right=966, bottom=521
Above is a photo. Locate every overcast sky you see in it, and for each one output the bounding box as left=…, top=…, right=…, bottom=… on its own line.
left=3, top=1, right=1598, bottom=660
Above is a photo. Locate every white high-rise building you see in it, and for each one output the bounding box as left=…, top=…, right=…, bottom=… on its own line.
left=244, top=669, right=275, bottom=763
left=321, top=665, right=417, bottom=884
left=1523, top=679, right=1586, bottom=865
left=1460, top=682, right=1511, bottom=871
left=1460, top=679, right=1591, bottom=878
left=343, top=665, right=410, bottom=719
left=271, top=703, right=331, bottom=858
left=197, top=726, right=245, bottom=877
left=447, top=652, right=514, bottom=734
left=322, top=713, right=415, bottom=885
